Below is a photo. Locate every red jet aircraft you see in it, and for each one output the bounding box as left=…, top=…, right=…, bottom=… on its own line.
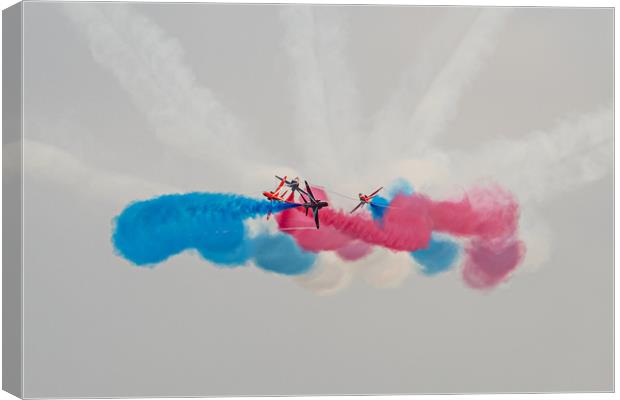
left=350, top=187, right=383, bottom=213
left=263, top=176, right=290, bottom=202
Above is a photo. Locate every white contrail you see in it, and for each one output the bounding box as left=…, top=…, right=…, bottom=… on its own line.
left=372, top=8, right=512, bottom=155
left=280, top=6, right=362, bottom=181
left=450, top=106, right=613, bottom=204
left=16, top=140, right=178, bottom=207
left=369, top=9, right=477, bottom=155
left=295, top=247, right=416, bottom=295
left=294, top=252, right=354, bottom=295
left=63, top=3, right=250, bottom=174
left=357, top=249, right=413, bottom=289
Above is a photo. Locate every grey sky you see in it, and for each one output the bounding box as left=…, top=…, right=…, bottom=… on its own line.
left=20, top=3, right=612, bottom=397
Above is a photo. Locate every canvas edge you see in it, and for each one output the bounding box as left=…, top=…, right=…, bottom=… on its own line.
left=3, top=1, right=24, bottom=398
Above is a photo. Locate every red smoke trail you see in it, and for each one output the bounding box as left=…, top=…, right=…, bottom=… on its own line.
left=428, top=185, right=520, bottom=240
left=462, top=238, right=526, bottom=289
left=277, top=184, right=525, bottom=289
left=318, top=196, right=433, bottom=251
left=278, top=187, right=432, bottom=252
left=425, top=186, right=523, bottom=288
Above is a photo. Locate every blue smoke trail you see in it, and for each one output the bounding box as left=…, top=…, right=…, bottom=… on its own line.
left=251, top=233, right=316, bottom=275
left=369, top=196, right=390, bottom=221
left=387, top=178, right=414, bottom=198
left=112, top=186, right=458, bottom=278
left=370, top=178, right=415, bottom=222
left=112, top=192, right=298, bottom=267
left=196, top=219, right=251, bottom=267
left=411, top=234, right=460, bottom=275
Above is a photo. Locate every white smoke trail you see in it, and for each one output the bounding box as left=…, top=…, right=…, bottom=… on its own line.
left=450, top=107, right=613, bottom=203
left=63, top=3, right=249, bottom=174
left=464, top=107, right=611, bottom=273
left=294, top=252, right=354, bottom=295
left=517, top=212, right=553, bottom=273
left=296, top=248, right=416, bottom=295
left=357, top=249, right=413, bottom=289
left=369, top=9, right=477, bottom=155
left=17, top=140, right=178, bottom=206
left=280, top=6, right=362, bottom=181
left=371, top=106, right=613, bottom=204
left=372, top=8, right=512, bottom=156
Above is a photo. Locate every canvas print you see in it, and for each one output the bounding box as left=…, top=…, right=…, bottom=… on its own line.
left=4, top=2, right=613, bottom=397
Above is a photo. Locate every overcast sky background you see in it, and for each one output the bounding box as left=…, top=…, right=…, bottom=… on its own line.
left=19, top=3, right=613, bottom=397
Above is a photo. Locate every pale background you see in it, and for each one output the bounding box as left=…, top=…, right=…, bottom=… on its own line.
left=19, top=3, right=612, bottom=397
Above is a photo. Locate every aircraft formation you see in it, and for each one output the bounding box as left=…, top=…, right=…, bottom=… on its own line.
left=263, top=175, right=383, bottom=229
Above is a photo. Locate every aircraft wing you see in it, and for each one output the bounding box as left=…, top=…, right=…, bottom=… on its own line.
left=369, top=202, right=392, bottom=208
left=274, top=176, right=287, bottom=193
left=304, top=180, right=316, bottom=201
left=297, top=189, right=308, bottom=203
left=369, top=186, right=384, bottom=197
left=350, top=202, right=364, bottom=214
left=275, top=175, right=291, bottom=184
